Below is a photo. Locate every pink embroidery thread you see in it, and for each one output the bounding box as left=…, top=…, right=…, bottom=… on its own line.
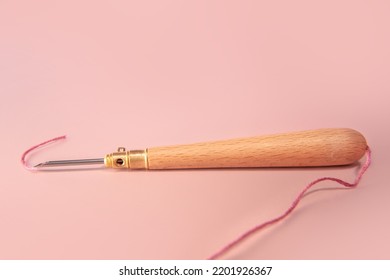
left=208, top=147, right=372, bottom=259
left=21, top=135, right=66, bottom=171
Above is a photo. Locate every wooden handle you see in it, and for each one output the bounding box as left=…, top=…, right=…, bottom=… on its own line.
left=146, top=128, right=367, bottom=169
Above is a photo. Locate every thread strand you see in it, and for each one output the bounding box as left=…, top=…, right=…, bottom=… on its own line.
left=21, top=135, right=67, bottom=171
left=208, top=147, right=372, bottom=260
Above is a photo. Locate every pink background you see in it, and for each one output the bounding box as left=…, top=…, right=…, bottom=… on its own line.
left=1, top=0, right=389, bottom=259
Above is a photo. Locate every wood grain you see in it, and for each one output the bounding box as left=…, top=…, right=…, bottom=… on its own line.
left=147, top=128, right=367, bottom=169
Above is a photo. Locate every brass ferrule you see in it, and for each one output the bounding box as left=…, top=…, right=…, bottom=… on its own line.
left=104, top=148, right=149, bottom=169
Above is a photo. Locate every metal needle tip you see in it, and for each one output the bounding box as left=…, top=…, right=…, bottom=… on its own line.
left=34, top=158, right=105, bottom=168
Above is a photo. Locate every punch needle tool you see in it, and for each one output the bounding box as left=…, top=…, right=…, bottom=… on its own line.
left=23, top=128, right=368, bottom=171
left=21, top=128, right=372, bottom=260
